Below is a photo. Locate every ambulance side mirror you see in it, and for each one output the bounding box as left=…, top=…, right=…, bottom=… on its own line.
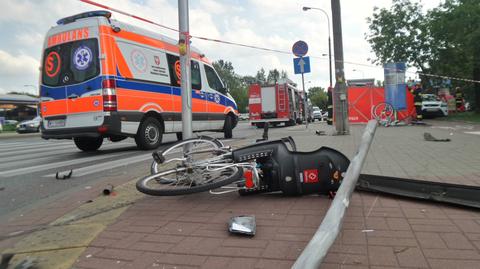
left=222, top=81, right=229, bottom=94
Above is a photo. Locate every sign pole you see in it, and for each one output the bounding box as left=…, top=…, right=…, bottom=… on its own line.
left=301, top=71, right=308, bottom=128
left=292, top=41, right=311, bottom=129
left=178, top=0, right=192, bottom=141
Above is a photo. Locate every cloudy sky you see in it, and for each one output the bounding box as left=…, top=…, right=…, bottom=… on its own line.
left=0, top=0, right=443, bottom=95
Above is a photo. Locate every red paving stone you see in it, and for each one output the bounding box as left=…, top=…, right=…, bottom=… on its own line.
left=72, top=189, right=480, bottom=269
left=6, top=123, right=480, bottom=268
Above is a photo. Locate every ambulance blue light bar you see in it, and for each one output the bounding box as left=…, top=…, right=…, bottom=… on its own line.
left=57, top=10, right=111, bottom=25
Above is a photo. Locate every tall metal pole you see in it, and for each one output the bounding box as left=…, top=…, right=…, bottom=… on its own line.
left=178, top=0, right=192, bottom=141
left=331, top=0, right=349, bottom=135
left=328, top=37, right=332, bottom=87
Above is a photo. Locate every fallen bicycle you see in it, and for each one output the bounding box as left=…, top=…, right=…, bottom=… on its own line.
left=136, top=135, right=350, bottom=197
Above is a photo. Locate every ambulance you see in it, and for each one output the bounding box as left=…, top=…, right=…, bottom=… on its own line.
left=39, top=11, right=238, bottom=151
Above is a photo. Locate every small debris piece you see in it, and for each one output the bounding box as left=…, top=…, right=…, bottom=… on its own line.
left=56, top=170, right=73, bottom=180
left=228, top=215, right=256, bottom=236
left=316, top=130, right=326, bottom=136
left=103, top=184, right=114, bottom=195
left=424, top=132, right=450, bottom=142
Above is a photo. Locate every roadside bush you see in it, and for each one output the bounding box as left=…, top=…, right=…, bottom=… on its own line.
left=3, top=124, right=16, bottom=132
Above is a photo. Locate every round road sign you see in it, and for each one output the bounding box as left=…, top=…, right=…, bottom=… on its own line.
left=292, top=40, right=308, bottom=57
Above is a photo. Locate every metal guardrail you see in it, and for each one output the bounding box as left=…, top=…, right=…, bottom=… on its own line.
left=292, top=120, right=377, bottom=269
left=357, top=174, right=480, bottom=209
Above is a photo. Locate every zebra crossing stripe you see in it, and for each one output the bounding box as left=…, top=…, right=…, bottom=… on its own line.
left=43, top=153, right=152, bottom=177
left=0, top=153, right=125, bottom=177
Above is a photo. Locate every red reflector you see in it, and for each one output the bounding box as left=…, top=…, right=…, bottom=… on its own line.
left=97, top=125, right=108, bottom=133
left=102, top=79, right=116, bottom=89
left=244, top=170, right=254, bottom=189
left=102, top=78, right=117, bottom=111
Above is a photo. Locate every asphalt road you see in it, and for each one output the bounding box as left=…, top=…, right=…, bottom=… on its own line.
left=0, top=121, right=258, bottom=219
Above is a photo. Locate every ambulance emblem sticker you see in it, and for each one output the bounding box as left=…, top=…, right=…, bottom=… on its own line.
left=214, top=94, right=221, bottom=104
left=131, top=49, right=147, bottom=73
left=73, top=45, right=93, bottom=71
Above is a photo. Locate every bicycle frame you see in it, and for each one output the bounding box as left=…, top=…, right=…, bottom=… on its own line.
left=142, top=135, right=350, bottom=197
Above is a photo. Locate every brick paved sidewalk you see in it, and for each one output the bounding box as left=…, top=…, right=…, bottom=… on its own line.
left=73, top=121, right=480, bottom=269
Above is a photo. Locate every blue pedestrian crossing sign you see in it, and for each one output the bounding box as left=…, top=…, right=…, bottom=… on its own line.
left=293, top=57, right=311, bottom=74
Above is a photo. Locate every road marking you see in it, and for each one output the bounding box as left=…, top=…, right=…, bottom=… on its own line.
left=465, top=131, right=480, bottom=136
left=0, top=140, right=135, bottom=158
left=0, top=148, right=77, bottom=165
left=43, top=153, right=152, bottom=177
left=0, top=153, right=126, bottom=177
left=0, top=141, right=73, bottom=152
left=0, top=144, right=76, bottom=157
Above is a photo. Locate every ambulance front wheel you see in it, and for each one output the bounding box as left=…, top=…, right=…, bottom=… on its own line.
left=224, top=115, right=233, bottom=139
left=74, top=137, right=103, bottom=152
left=135, top=117, right=163, bottom=150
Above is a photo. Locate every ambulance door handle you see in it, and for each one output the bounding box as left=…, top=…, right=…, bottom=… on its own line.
left=68, top=94, right=79, bottom=99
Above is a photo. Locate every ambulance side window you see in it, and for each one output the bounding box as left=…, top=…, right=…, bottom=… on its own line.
left=166, top=54, right=201, bottom=90
left=204, top=65, right=225, bottom=94
left=191, top=61, right=201, bottom=90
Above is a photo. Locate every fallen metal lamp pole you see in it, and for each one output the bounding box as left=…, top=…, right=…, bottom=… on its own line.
left=292, top=120, right=377, bottom=269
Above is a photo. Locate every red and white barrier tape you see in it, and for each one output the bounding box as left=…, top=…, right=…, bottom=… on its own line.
left=79, top=0, right=480, bottom=84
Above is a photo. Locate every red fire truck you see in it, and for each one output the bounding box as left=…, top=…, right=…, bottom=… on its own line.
left=248, top=79, right=305, bottom=128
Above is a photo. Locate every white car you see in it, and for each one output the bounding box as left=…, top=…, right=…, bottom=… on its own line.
left=239, top=113, right=249, bottom=121
left=312, top=106, right=327, bottom=121
left=422, top=94, right=448, bottom=117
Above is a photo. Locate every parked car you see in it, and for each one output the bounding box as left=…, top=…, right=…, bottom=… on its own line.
left=422, top=94, right=448, bottom=117
left=239, top=113, right=249, bottom=121
left=16, top=116, right=42, bottom=133
left=312, top=106, right=327, bottom=121
left=5, top=119, right=18, bottom=125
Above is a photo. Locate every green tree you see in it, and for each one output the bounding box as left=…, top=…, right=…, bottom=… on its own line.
left=308, top=87, right=328, bottom=109
left=213, top=60, right=248, bottom=113
left=366, top=0, right=480, bottom=111
left=366, top=0, right=432, bottom=73
left=7, top=91, right=38, bottom=98
left=267, top=69, right=280, bottom=84
left=255, top=68, right=266, bottom=85
left=427, top=0, right=480, bottom=112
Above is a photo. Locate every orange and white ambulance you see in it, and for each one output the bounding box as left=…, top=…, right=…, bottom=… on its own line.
left=40, top=11, right=238, bottom=151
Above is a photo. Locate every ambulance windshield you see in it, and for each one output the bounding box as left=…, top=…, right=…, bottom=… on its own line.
left=42, top=38, right=99, bottom=87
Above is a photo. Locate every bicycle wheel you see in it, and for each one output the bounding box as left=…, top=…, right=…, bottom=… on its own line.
left=372, top=102, right=395, bottom=126
left=136, top=165, right=243, bottom=196
left=151, top=136, right=227, bottom=174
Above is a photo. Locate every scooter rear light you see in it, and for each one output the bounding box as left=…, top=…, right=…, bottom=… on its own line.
left=244, top=170, right=254, bottom=189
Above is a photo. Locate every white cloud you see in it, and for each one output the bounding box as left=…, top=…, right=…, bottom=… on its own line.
left=0, top=0, right=445, bottom=92
left=0, top=50, right=39, bottom=76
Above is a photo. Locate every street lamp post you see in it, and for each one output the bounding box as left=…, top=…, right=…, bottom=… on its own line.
left=303, top=6, right=332, bottom=88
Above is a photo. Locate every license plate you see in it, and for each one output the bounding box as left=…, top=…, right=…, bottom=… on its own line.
left=48, top=119, right=65, bottom=128
left=426, top=108, right=438, bottom=112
